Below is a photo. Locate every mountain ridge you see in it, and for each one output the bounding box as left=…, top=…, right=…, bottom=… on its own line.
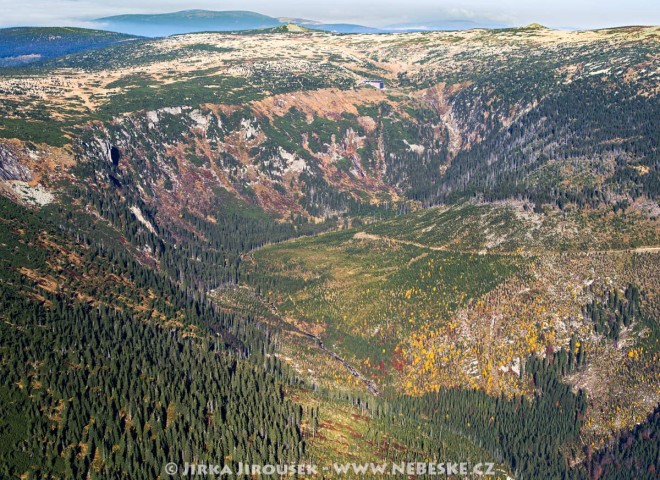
left=95, top=9, right=384, bottom=36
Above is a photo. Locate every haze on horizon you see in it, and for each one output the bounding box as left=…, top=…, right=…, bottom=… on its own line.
left=0, top=0, right=658, bottom=30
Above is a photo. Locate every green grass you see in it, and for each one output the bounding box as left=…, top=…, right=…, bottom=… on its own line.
left=244, top=228, right=523, bottom=381
left=0, top=118, right=69, bottom=146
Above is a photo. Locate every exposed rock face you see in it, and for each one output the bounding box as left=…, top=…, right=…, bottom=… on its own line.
left=0, top=143, right=32, bottom=181
left=6, top=181, right=54, bottom=206
left=75, top=103, right=403, bottom=221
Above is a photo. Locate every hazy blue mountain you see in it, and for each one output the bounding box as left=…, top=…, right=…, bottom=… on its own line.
left=96, top=10, right=283, bottom=36
left=277, top=17, right=320, bottom=25
left=94, top=10, right=510, bottom=37
left=0, top=27, right=141, bottom=67
left=96, top=10, right=386, bottom=36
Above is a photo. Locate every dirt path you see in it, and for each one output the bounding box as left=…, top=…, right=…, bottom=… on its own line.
left=353, top=231, right=449, bottom=251
left=598, top=246, right=660, bottom=254
left=353, top=231, right=660, bottom=256
left=353, top=231, right=521, bottom=256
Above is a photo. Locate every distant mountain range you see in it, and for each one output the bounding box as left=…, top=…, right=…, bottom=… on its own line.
left=96, top=10, right=282, bottom=37
left=0, top=27, right=141, bottom=67
left=94, top=9, right=507, bottom=36
left=0, top=10, right=513, bottom=68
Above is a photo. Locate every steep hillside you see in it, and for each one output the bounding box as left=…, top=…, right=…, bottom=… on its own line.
left=0, top=26, right=657, bottom=220
left=243, top=202, right=659, bottom=452
left=0, top=191, right=522, bottom=478
left=0, top=195, right=310, bottom=478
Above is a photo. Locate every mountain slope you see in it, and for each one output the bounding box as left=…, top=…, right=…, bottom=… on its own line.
left=1, top=27, right=656, bottom=216
left=386, top=19, right=507, bottom=31
left=0, top=195, right=308, bottom=477
left=243, top=201, right=659, bottom=449
left=305, top=23, right=385, bottom=34
left=0, top=24, right=658, bottom=479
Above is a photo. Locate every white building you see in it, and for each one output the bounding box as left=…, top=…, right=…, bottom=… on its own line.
left=361, top=79, right=384, bottom=89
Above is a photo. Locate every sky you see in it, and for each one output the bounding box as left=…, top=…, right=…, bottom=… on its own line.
left=0, top=0, right=658, bottom=30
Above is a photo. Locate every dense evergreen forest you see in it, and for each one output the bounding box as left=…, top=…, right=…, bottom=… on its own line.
left=389, top=74, right=660, bottom=209
left=0, top=197, right=306, bottom=478
left=583, top=285, right=643, bottom=343
left=587, top=404, right=660, bottom=479
left=4, top=170, right=650, bottom=480
left=372, top=350, right=590, bottom=479
left=2, top=119, right=659, bottom=478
